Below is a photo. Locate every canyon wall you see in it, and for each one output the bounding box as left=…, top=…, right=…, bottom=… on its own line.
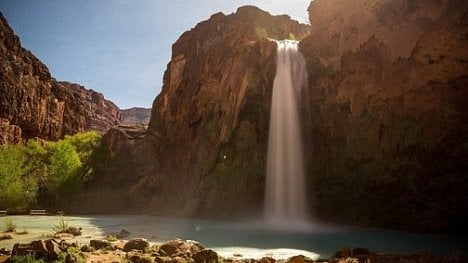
left=0, top=13, right=121, bottom=144
left=120, top=107, right=151, bottom=125
left=300, top=0, right=467, bottom=232
left=64, top=2, right=466, bottom=233
left=132, top=1, right=465, bottom=232
left=96, top=6, right=309, bottom=216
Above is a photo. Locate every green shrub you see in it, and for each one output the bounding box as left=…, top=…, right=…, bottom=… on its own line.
left=51, top=213, right=69, bottom=234
left=255, top=25, right=268, bottom=39
left=288, top=32, right=298, bottom=40
left=3, top=217, right=16, bottom=232
left=57, top=246, right=86, bottom=263
left=6, top=254, right=45, bottom=263
left=0, top=144, right=36, bottom=211
left=105, top=234, right=117, bottom=242
left=0, top=132, right=102, bottom=212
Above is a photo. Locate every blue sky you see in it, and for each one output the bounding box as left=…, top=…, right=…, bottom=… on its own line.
left=0, top=0, right=310, bottom=109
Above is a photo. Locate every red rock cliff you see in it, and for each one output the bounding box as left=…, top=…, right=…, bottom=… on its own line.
left=96, top=6, right=309, bottom=216
left=0, top=13, right=121, bottom=144
left=58, top=81, right=121, bottom=134
left=84, top=2, right=467, bottom=234
left=300, top=0, right=468, bottom=233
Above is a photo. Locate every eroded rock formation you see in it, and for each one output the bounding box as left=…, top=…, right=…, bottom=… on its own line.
left=145, top=6, right=309, bottom=216
left=120, top=107, right=151, bottom=125
left=92, top=6, right=308, bottom=216
left=300, top=0, right=468, bottom=233
left=58, top=81, right=121, bottom=134
left=0, top=13, right=121, bottom=143
left=88, top=2, right=467, bottom=233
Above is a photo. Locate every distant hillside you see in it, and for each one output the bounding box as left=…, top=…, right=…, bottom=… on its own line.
left=120, top=107, right=151, bottom=125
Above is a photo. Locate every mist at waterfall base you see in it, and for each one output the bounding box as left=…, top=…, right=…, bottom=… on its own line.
left=265, top=40, right=309, bottom=227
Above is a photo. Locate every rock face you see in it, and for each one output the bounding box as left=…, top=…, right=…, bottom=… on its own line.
left=90, top=6, right=308, bottom=215
left=120, top=107, right=151, bottom=125
left=91, top=2, right=467, bottom=233
left=300, top=0, right=468, bottom=233
left=58, top=81, right=121, bottom=134
left=0, top=13, right=120, bottom=144
left=140, top=6, right=309, bottom=216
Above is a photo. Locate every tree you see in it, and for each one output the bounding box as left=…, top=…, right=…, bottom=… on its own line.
left=45, top=140, right=82, bottom=206
left=0, top=144, right=37, bottom=211
left=62, top=132, right=101, bottom=180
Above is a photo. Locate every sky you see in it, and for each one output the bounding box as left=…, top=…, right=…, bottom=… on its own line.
left=0, top=0, right=310, bottom=109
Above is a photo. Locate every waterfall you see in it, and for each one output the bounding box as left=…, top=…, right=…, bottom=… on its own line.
left=265, top=40, right=308, bottom=225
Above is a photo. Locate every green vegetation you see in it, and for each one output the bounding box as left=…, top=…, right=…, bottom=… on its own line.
left=6, top=254, right=45, bottom=263
left=0, top=132, right=102, bottom=212
left=255, top=25, right=268, bottom=39
left=2, top=217, right=16, bottom=232
left=105, top=234, right=118, bottom=242
left=288, top=33, right=298, bottom=40
left=57, top=247, right=86, bottom=263
left=6, top=249, right=85, bottom=263
left=0, top=144, right=36, bottom=211
left=51, top=213, right=69, bottom=233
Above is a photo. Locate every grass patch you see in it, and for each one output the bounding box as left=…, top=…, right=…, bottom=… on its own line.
left=105, top=234, right=118, bottom=242
left=5, top=254, right=45, bottom=263
left=57, top=247, right=86, bottom=263
left=3, top=217, right=16, bottom=233
left=51, top=212, right=69, bottom=233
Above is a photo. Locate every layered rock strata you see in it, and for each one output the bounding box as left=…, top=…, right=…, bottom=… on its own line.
left=300, top=0, right=468, bottom=232
left=0, top=13, right=121, bottom=143
left=87, top=1, right=467, bottom=233
left=120, top=107, right=151, bottom=125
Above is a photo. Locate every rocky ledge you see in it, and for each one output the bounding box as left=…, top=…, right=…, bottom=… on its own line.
left=0, top=238, right=464, bottom=263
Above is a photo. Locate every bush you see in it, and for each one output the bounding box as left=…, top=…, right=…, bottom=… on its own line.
left=5, top=254, right=45, bottom=263
left=51, top=212, right=69, bottom=234
left=3, top=217, right=16, bottom=232
left=45, top=140, right=82, bottom=205
left=0, top=144, right=36, bottom=212
left=58, top=246, right=86, bottom=263
left=0, top=132, right=102, bottom=211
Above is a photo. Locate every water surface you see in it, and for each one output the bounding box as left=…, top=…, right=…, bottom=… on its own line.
left=1, top=215, right=466, bottom=259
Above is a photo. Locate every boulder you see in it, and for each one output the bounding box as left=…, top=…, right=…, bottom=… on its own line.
left=90, top=239, right=112, bottom=250
left=117, top=229, right=131, bottom=239
left=128, top=254, right=153, bottom=263
left=54, top=232, right=74, bottom=239
left=80, top=245, right=92, bottom=252
left=260, top=257, right=275, bottom=263
left=0, top=247, right=11, bottom=255
left=173, top=256, right=192, bottom=263
left=192, top=249, right=218, bottom=263
left=11, top=239, right=61, bottom=261
left=158, top=239, right=204, bottom=257
left=0, top=234, right=12, bottom=241
left=66, top=226, right=82, bottom=236
left=65, top=253, right=79, bottom=263
left=123, top=238, right=150, bottom=252
left=287, top=255, right=313, bottom=263
left=154, top=256, right=174, bottom=263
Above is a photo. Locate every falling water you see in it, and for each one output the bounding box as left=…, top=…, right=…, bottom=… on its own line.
left=265, top=40, right=308, bottom=225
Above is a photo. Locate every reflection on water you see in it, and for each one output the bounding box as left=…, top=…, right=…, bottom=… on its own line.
left=1, top=215, right=467, bottom=258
